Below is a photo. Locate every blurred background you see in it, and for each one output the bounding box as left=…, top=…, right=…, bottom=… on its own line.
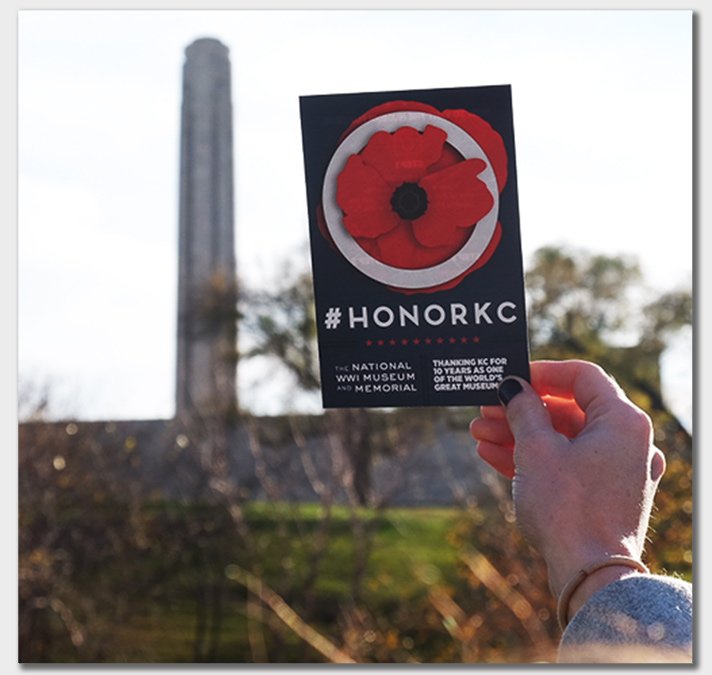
left=17, top=9, right=692, bottom=664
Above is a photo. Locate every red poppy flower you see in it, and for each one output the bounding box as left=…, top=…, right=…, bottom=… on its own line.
left=321, top=101, right=508, bottom=293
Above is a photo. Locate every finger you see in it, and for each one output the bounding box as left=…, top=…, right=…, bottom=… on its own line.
left=498, top=376, right=555, bottom=442
left=470, top=416, right=515, bottom=447
left=476, top=441, right=515, bottom=479
left=530, top=360, right=627, bottom=416
left=542, top=395, right=586, bottom=439
left=651, top=447, right=666, bottom=484
left=480, top=405, right=506, bottom=420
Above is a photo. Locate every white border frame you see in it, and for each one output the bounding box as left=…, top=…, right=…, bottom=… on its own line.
left=321, top=111, right=499, bottom=289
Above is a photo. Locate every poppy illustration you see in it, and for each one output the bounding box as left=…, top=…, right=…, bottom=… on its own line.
left=320, top=101, right=508, bottom=294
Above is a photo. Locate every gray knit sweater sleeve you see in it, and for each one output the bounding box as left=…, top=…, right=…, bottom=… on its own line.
left=558, top=575, right=693, bottom=663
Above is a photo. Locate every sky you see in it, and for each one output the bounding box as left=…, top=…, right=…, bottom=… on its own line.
left=16, top=9, right=694, bottom=425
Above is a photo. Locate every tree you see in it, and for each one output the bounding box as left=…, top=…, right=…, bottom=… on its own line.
left=526, top=246, right=691, bottom=433
left=242, top=266, right=320, bottom=393
left=241, top=265, right=376, bottom=505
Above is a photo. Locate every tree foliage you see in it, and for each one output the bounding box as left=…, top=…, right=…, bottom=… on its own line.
left=526, top=246, right=691, bottom=429
left=526, top=246, right=643, bottom=352
left=241, top=265, right=320, bottom=393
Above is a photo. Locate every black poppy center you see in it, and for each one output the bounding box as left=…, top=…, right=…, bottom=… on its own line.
left=390, top=182, right=429, bottom=220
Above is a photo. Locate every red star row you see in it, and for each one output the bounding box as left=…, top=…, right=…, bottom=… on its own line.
left=365, top=336, right=482, bottom=346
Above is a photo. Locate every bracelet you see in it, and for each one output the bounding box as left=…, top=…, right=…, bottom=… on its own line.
left=556, top=555, right=649, bottom=631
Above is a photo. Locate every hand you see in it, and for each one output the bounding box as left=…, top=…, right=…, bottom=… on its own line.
left=469, top=360, right=666, bottom=619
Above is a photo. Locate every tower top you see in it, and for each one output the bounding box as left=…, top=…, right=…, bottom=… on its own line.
left=185, top=37, right=229, bottom=58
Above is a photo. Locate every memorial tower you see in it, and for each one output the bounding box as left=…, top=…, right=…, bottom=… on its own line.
left=176, top=38, right=237, bottom=418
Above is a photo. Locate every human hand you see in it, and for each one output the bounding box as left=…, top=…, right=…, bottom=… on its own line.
left=469, top=360, right=666, bottom=622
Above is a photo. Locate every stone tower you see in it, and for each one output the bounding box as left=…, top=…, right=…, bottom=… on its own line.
left=176, top=38, right=237, bottom=418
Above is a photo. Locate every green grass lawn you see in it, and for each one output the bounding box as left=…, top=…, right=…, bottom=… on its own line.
left=46, top=501, right=472, bottom=663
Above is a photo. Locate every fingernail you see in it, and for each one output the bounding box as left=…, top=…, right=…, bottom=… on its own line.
left=498, top=378, right=523, bottom=406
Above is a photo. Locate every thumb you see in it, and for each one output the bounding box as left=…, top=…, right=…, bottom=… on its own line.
left=497, top=377, right=555, bottom=442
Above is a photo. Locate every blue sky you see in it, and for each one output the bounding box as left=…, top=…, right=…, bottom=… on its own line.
left=16, top=9, right=693, bottom=425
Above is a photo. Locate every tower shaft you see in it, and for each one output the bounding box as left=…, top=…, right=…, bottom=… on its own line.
left=176, top=38, right=237, bottom=418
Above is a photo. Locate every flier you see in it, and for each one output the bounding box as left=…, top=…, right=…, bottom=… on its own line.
left=300, top=85, right=530, bottom=408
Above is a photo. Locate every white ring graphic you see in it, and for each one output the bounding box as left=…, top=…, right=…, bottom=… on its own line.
left=322, top=111, right=499, bottom=290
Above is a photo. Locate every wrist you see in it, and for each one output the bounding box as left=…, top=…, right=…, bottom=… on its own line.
left=543, top=539, right=643, bottom=599
left=556, top=556, right=649, bottom=631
